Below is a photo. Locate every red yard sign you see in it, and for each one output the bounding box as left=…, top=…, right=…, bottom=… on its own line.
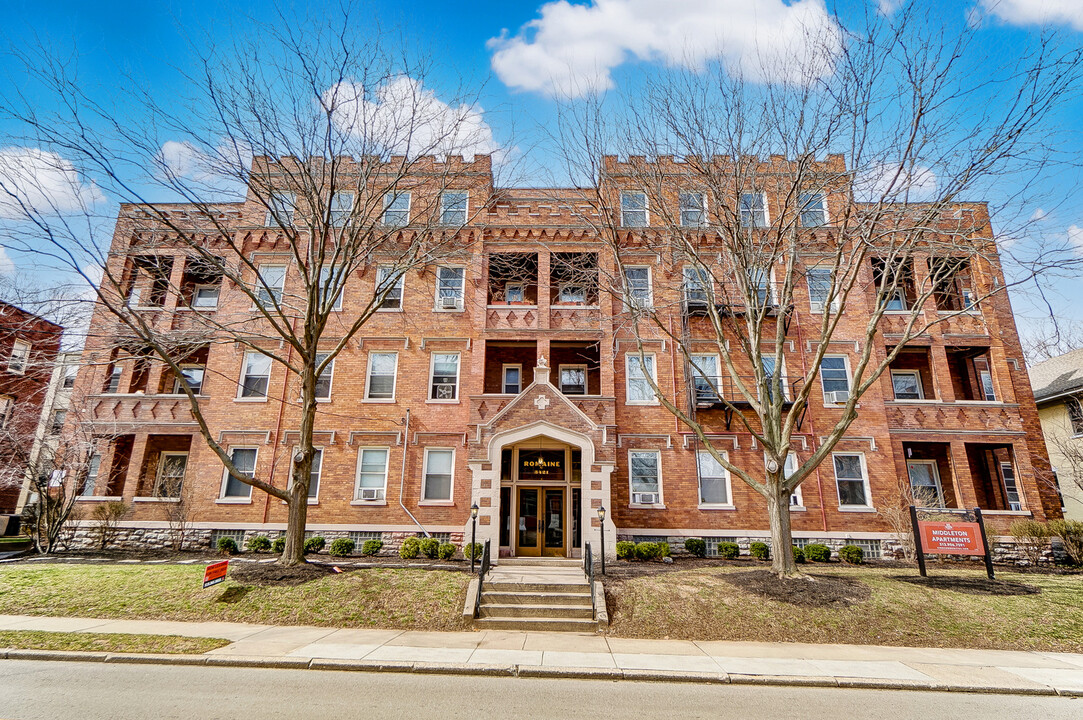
left=203, top=560, right=229, bottom=589
left=918, top=521, right=985, bottom=556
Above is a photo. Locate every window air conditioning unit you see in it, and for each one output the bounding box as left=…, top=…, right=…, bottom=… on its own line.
left=633, top=492, right=658, bottom=505
left=810, top=301, right=839, bottom=314
left=360, top=488, right=381, bottom=501
left=826, top=390, right=850, bottom=405
left=440, top=296, right=461, bottom=310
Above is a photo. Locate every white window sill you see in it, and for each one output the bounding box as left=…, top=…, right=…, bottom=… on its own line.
left=216, top=497, right=253, bottom=504
left=419, top=500, right=454, bottom=507
left=980, top=509, right=1032, bottom=516
left=790, top=505, right=807, bottom=512
left=887, top=398, right=937, bottom=404
left=363, top=398, right=397, bottom=404
left=279, top=498, right=319, bottom=505
left=625, top=401, right=660, bottom=407
left=133, top=497, right=180, bottom=503
left=698, top=504, right=736, bottom=511
left=177, top=307, right=218, bottom=312
left=838, top=506, right=876, bottom=513
left=822, top=403, right=859, bottom=409
left=234, top=397, right=269, bottom=403
left=884, top=310, right=912, bottom=315
left=350, top=499, right=389, bottom=506
left=628, top=503, right=666, bottom=510
left=552, top=304, right=599, bottom=309
left=432, top=307, right=465, bottom=313
left=426, top=399, right=460, bottom=405
left=487, top=304, right=538, bottom=310
left=376, top=307, right=403, bottom=313
left=75, top=495, right=123, bottom=502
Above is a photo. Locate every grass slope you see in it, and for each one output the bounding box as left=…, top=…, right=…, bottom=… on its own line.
left=0, top=630, right=228, bottom=654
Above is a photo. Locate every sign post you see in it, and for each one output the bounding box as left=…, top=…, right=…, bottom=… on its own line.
left=974, top=508, right=995, bottom=580
left=909, top=506, right=995, bottom=580
left=203, top=560, right=229, bottom=589
left=909, top=505, right=927, bottom=577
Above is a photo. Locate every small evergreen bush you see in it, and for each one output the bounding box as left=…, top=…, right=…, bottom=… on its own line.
left=420, top=537, right=440, bottom=559
left=749, top=541, right=769, bottom=561
left=634, top=541, right=663, bottom=560
left=399, top=536, right=421, bottom=559
left=361, top=539, right=384, bottom=556
left=684, top=538, right=707, bottom=558
left=616, top=540, right=636, bottom=559
left=216, top=537, right=238, bottom=555
left=1049, top=519, right=1083, bottom=566
left=717, top=541, right=740, bottom=560
left=657, top=541, right=671, bottom=558
left=792, top=545, right=806, bottom=563
left=272, top=536, right=285, bottom=553
left=805, top=543, right=831, bottom=562
left=462, top=542, right=483, bottom=561
left=328, top=538, right=355, bottom=557
left=437, top=542, right=456, bottom=560
left=245, top=535, right=271, bottom=553
left=303, top=536, right=326, bottom=554
left=838, top=545, right=864, bottom=564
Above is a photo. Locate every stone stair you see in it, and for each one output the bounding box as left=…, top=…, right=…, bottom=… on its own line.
left=475, top=558, right=598, bottom=632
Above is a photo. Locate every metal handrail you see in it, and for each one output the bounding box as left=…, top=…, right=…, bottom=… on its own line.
left=473, top=539, right=492, bottom=619
left=583, top=541, right=596, bottom=618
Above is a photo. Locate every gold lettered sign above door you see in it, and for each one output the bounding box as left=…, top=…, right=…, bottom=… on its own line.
left=518, top=449, right=564, bottom=482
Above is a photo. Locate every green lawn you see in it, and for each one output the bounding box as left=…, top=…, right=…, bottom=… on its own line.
left=0, top=630, right=228, bottom=654
left=0, top=564, right=470, bottom=632
left=605, top=565, right=1083, bottom=652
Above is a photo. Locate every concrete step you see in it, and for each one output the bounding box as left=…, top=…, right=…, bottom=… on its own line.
left=478, top=603, right=595, bottom=620
left=482, top=591, right=592, bottom=606
left=474, top=617, right=599, bottom=633
left=498, top=558, right=583, bottom=568
left=483, top=581, right=589, bottom=594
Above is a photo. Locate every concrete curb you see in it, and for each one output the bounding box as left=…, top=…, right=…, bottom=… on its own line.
left=0, top=649, right=1076, bottom=697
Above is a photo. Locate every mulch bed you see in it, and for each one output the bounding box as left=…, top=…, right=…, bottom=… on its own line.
left=721, top=569, right=872, bottom=608
left=891, top=574, right=1042, bottom=596
left=228, top=561, right=344, bottom=587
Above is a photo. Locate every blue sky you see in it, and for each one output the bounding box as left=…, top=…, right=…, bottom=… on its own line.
left=1, top=0, right=1082, bottom=338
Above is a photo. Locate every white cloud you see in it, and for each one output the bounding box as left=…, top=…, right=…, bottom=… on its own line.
left=877, top=0, right=903, bottom=15
left=322, top=76, right=502, bottom=160
left=156, top=140, right=251, bottom=198
left=0, top=247, right=15, bottom=275
left=854, top=162, right=938, bottom=202
left=977, top=0, right=1083, bottom=31
left=0, top=148, right=104, bottom=220
left=488, top=0, right=843, bottom=98
left=1029, top=207, right=1048, bottom=222
left=1068, top=224, right=1083, bottom=255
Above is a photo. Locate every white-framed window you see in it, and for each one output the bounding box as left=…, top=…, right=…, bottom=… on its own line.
left=382, top=191, right=411, bottom=226
left=174, top=365, right=205, bottom=395
left=422, top=447, right=454, bottom=502
left=221, top=447, right=257, bottom=499
left=749, top=268, right=772, bottom=308
left=256, top=264, right=287, bottom=307
left=354, top=447, right=390, bottom=501
left=504, top=282, right=526, bottom=304
left=239, top=352, right=272, bottom=399
left=154, top=452, right=188, bottom=498
left=314, top=353, right=334, bottom=400
left=761, top=355, right=787, bottom=402
left=890, top=370, right=924, bottom=400
left=81, top=452, right=101, bottom=497
left=192, top=284, right=220, bottom=309
left=626, top=353, right=657, bottom=404
left=697, top=450, right=732, bottom=506
left=906, top=459, right=944, bottom=507
left=680, top=192, right=706, bottom=227
left=435, top=266, right=465, bottom=310
left=557, top=284, right=586, bottom=304
left=62, top=366, right=78, bottom=389
left=440, top=191, right=469, bottom=225
left=104, top=365, right=123, bottom=393
left=365, top=352, right=398, bottom=400
left=0, top=396, right=11, bottom=429
left=330, top=192, right=353, bottom=226
left=318, top=267, right=344, bottom=311
left=806, top=267, right=835, bottom=313
left=833, top=453, right=871, bottom=508
left=820, top=356, right=850, bottom=404
left=1001, top=461, right=1022, bottom=511
left=979, top=369, right=997, bottom=402
left=50, top=410, right=67, bottom=434
left=502, top=364, right=522, bottom=394
left=376, top=265, right=404, bottom=310
left=740, top=192, right=768, bottom=228
left=559, top=365, right=586, bottom=395
left=1068, top=396, right=1083, bottom=436
left=623, top=266, right=652, bottom=309
left=429, top=352, right=460, bottom=401
left=289, top=447, right=322, bottom=502
left=690, top=354, right=721, bottom=404
left=799, top=192, right=827, bottom=227
left=783, top=453, right=802, bottom=507
left=683, top=266, right=709, bottom=303
left=8, top=340, right=30, bottom=375
left=629, top=450, right=662, bottom=505
left=265, top=192, right=296, bottom=227
left=620, top=191, right=648, bottom=227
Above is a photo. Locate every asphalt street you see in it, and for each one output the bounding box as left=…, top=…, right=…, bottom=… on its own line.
left=1, top=660, right=1080, bottom=720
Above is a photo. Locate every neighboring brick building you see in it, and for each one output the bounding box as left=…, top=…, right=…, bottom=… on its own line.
left=67, top=154, right=1058, bottom=557
left=0, top=302, right=63, bottom=514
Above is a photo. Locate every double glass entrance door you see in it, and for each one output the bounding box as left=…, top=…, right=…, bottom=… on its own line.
left=517, top=487, right=565, bottom=556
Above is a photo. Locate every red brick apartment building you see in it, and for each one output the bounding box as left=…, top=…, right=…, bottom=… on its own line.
left=0, top=302, right=62, bottom=514
left=68, top=154, right=1058, bottom=557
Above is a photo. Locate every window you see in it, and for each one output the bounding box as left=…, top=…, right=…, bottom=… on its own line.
left=330, top=192, right=353, bottom=226
left=799, top=192, right=827, bottom=227
left=222, top=447, right=256, bottom=499
left=1001, top=461, right=1022, bottom=511
left=82, top=453, right=101, bottom=497
left=885, top=288, right=908, bottom=311
left=697, top=450, right=731, bottom=506
left=436, top=266, right=465, bottom=310
left=978, top=368, right=996, bottom=402
left=290, top=448, right=322, bottom=501
left=192, top=284, right=220, bottom=309
left=620, top=191, right=648, bottom=227
left=440, top=192, right=468, bottom=225
left=9, top=340, right=30, bottom=374
left=784, top=453, right=802, bottom=507
left=355, top=447, right=389, bottom=501
left=314, top=353, right=334, bottom=400
left=558, top=284, right=586, bottom=304
left=502, top=364, right=522, bottom=394
left=807, top=268, right=834, bottom=313
left=318, top=267, right=344, bottom=311
left=629, top=450, right=661, bottom=503
left=820, top=356, right=850, bottom=403
left=683, top=267, right=709, bottom=303
left=761, top=356, right=786, bottom=402
left=907, top=460, right=944, bottom=507
left=422, top=448, right=454, bottom=502
left=833, top=453, right=870, bottom=507
left=740, top=193, right=767, bottom=228
left=49, top=410, right=67, bottom=434
left=0, top=396, right=10, bottom=428
left=429, top=353, right=460, bottom=401
left=690, top=354, right=721, bottom=404
left=104, top=365, right=123, bottom=393
left=504, top=283, right=525, bottom=304
left=626, top=354, right=656, bottom=404
left=890, top=370, right=923, bottom=400
left=680, top=192, right=706, bottom=227
left=376, top=266, right=404, bottom=310
left=365, top=352, right=398, bottom=400
left=154, top=452, right=188, bottom=498
left=559, top=365, right=586, bottom=395
left=749, top=268, right=772, bottom=308
left=265, top=192, right=296, bottom=226
left=256, top=264, right=286, bottom=307
left=62, top=366, right=78, bottom=389
left=1068, top=397, right=1083, bottom=436
left=382, top=191, right=411, bottom=226
left=175, top=365, right=205, bottom=395
left=239, top=352, right=272, bottom=399
left=623, top=266, right=652, bottom=309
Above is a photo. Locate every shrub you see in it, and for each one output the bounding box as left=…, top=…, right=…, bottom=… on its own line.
left=361, top=539, right=384, bottom=556
left=462, top=542, right=483, bottom=561
left=1049, top=519, right=1083, bottom=566
left=634, top=541, right=663, bottom=561
left=792, top=545, right=806, bottom=563
left=420, top=537, right=441, bottom=559
left=328, top=538, right=355, bottom=557
left=217, top=536, right=238, bottom=555
left=1010, top=519, right=1052, bottom=566
left=91, top=501, right=128, bottom=550
left=749, top=541, right=769, bottom=561
left=245, top=535, right=271, bottom=553
left=717, top=542, right=740, bottom=560
left=684, top=538, right=707, bottom=558
left=839, top=545, right=864, bottom=564
left=437, top=542, right=456, bottom=560
left=657, top=541, right=671, bottom=558
left=616, top=540, right=636, bottom=560
left=272, top=536, right=285, bottom=553
left=399, top=536, right=421, bottom=560
left=805, top=543, right=831, bottom=562
left=303, top=536, right=326, bottom=554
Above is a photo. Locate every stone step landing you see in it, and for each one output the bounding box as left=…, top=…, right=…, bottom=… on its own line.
left=476, top=562, right=598, bottom=633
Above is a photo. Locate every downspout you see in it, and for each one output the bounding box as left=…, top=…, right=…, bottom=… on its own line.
left=398, top=408, right=429, bottom=537
left=791, top=306, right=829, bottom=532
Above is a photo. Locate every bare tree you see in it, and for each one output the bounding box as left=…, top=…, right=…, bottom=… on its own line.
left=1021, top=320, right=1083, bottom=365
left=548, top=8, right=1083, bottom=576
left=0, top=5, right=505, bottom=565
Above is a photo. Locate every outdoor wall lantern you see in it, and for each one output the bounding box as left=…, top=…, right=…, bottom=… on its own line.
left=597, top=506, right=606, bottom=575
left=470, top=503, right=479, bottom=573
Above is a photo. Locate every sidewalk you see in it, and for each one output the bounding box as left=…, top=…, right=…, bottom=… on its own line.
left=3, top=613, right=1083, bottom=696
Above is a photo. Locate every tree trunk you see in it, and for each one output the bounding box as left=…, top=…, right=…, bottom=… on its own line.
left=276, top=356, right=318, bottom=567
left=278, top=484, right=309, bottom=566
left=766, top=477, right=800, bottom=577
